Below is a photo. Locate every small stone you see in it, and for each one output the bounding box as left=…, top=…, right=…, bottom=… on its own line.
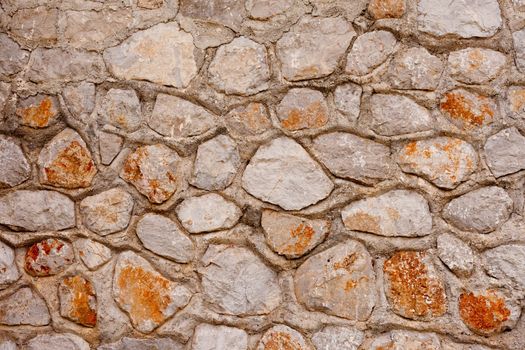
left=26, top=333, right=90, bottom=350
left=0, top=190, right=75, bottom=231
left=368, top=0, right=406, bottom=19
left=437, top=233, right=474, bottom=277
left=74, top=239, right=112, bottom=270
left=310, top=0, right=368, bottom=19
left=448, top=48, right=507, bottom=84
left=442, top=186, right=513, bottom=233
left=484, top=127, right=525, bottom=177
left=388, top=47, right=444, bottom=90
left=201, top=245, right=281, bottom=315
left=417, top=0, right=502, bottom=38
left=9, top=7, right=58, bottom=47
left=369, top=331, right=441, bottom=350
left=0, top=135, right=31, bottom=187
left=38, top=128, right=97, bottom=188
left=313, top=132, right=395, bottom=184
left=113, top=251, right=191, bottom=333
left=120, top=144, right=180, bottom=204
left=25, top=238, right=75, bottom=277
left=80, top=188, right=134, bottom=236
left=100, top=89, right=142, bottom=132
left=148, top=93, right=215, bottom=138
left=209, top=37, right=270, bottom=95
left=311, top=326, right=364, bottom=350
left=482, top=245, right=525, bottom=290
left=294, top=240, right=376, bottom=320
left=0, top=34, right=29, bottom=77
left=16, top=94, right=59, bottom=128
left=191, top=135, right=240, bottom=190
left=224, top=103, right=272, bottom=137
left=276, top=88, right=329, bottom=130
left=507, top=86, right=525, bottom=120
left=192, top=324, right=248, bottom=350
left=98, top=337, right=182, bottom=350
left=99, top=132, right=123, bottom=165
left=394, top=137, right=478, bottom=189
left=104, top=23, right=198, bottom=88
left=178, top=16, right=236, bottom=50
left=514, top=29, right=525, bottom=73
left=0, top=241, right=20, bottom=289
left=440, top=89, right=496, bottom=130
left=245, top=0, right=293, bottom=19
left=276, top=16, right=355, bottom=81
left=179, top=0, right=246, bottom=31
left=257, top=325, right=312, bottom=350
left=138, top=0, right=164, bottom=9
left=345, top=31, right=398, bottom=76
left=0, top=287, right=50, bottom=326
left=63, top=82, right=95, bottom=119
left=341, top=189, right=432, bottom=237
left=59, top=275, right=97, bottom=327
left=242, top=137, right=333, bottom=210
left=136, top=213, right=195, bottom=263
left=0, top=82, right=10, bottom=111
left=176, top=194, right=241, bottom=234
left=261, top=210, right=330, bottom=258
left=334, top=83, right=362, bottom=123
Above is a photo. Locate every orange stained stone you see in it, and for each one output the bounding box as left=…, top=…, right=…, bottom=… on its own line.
left=281, top=101, right=328, bottom=130
left=282, top=223, right=315, bottom=255
left=44, top=140, right=96, bottom=188
left=440, top=91, right=494, bottom=128
left=368, top=0, right=406, bottom=19
left=236, top=103, right=271, bottom=133
left=509, top=88, right=525, bottom=113
left=18, top=97, right=56, bottom=128
left=459, top=290, right=511, bottom=333
left=264, top=332, right=304, bottom=350
left=62, top=275, right=97, bottom=327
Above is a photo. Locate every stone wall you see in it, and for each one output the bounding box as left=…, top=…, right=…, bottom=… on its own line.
left=0, top=0, right=524, bottom=349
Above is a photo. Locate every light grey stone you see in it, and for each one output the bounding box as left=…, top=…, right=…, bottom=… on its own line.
left=99, top=132, right=123, bottom=165
left=176, top=194, right=241, bottom=233
left=0, top=82, right=10, bottom=110
left=0, top=241, right=20, bottom=289
left=437, top=233, right=474, bottom=276
left=257, top=325, right=312, bottom=350
left=74, top=239, right=112, bottom=270
left=24, top=238, right=75, bottom=277
left=482, top=244, right=525, bottom=290
left=369, top=331, right=441, bottom=350
left=9, top=6, right=58, bottom=47
left=276, top=88, right=329, bottom=130
left=0, top=136, right=31, bottom=187
left=440, top=89, right=497, bottom=130
left=192, top=324, right=248, bottom=350
left=311, top=326, right=364, bottom=350
left=334, top=83, right=362, bottom=123
left=388, top=47, right=444, bottom=90
left=178, top=16, right=235, bottom=50
left=448, top=48, right=507, bottom=84
left=245, top=0, right=293, bottom=19
left=63, top=82, right=95, bottom=119
left=16, top=94, right=59, bottom=128
left=507, top=86, right=525, bottom=121
left=98, top=337, right=183, bottom=350
left=345, top=31, right=398, bottom=76
left=179, top=0, right=246, bottom=31
left=0, top=34, right=29, bottom=77
left=0, top=287, right=50, bottom=326
left=26, top=333, right=90, bottom=350
left=100, top=89, right=142, bottom=132
left=484, top=127, right=525, bottom=177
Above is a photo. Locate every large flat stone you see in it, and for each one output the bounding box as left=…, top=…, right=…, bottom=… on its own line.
left=484, top=127, right=525, bottom=177
left=0, top=287, right=50, bottom=326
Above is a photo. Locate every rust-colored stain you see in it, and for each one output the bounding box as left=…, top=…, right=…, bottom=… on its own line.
left=44, top=140, right=96, bottom=188
left=343, top=212, right=381, bottom=235
left=376, top=342, right=395, bottom=350
left=404, top=141, right=418, bottom=156
left=263, top=331, right=304, bottom=350
left=368, top=0, right=406, bottom=19
left=24, top=238, right=71, bottom=276
left=62, top=275, right=97, bottom=327
left=509, top=88, right=525, bottom=113
left=236, top=103, right=271, bottom=133
left=334, top=253, right=358, bottom=271
left=282, top=223, right=314, bottom=255
left=345, top=279, right=357, bottom=291
left=459, top=290, right=511, bottom=333
left=281, top=101, right=328, bottom=130
left=467, top=49, right=484, bottom=71
left=440, top=92, right=494, bottom=128
left=18, top=97, right=56, bottom=128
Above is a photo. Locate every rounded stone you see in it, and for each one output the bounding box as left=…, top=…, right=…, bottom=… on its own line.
left=0, top=241, right=20, bottom=289
left=334, top=83, right=362, bottom=123
left=0, top=287, right=50, bottom=326
left=484, top=127, right=525, bottom=178
left=24, top=238, right=75, bottom=277
left=437, top=233, right=474, bottom=277
left=345, top=31, right=398, bottom=76
left=59, top=275, right=97, bottom=327
left=368, top=331, right=441, bottom=350
left=388, top=47, right=444, bottom=90
left=448, top=48, right=507, bottom=84
left=16, top=94, right=59, bottom=128
left=482, top=244, right=525, bottom=290
left=257, top=325, right=312, bottom=350
left=440, top=89, right=496, bottom=131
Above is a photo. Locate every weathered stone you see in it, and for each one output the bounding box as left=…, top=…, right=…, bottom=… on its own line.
left=310, top=0, right=368, bottom=19
left=313, top=132, right=395, bottom=184
left=191, top=135, right=240, bottom=190
left=0, top=82, right=10, bottom=111
left=98, top=337, right=182, bottom=350
left=59, top=275, right=97, bottom=327
left=99, top=132, right=123, bottom=165
left=120, top=144, right=180, bottom=204
left=74, top=239, right=112, bottom=270
left=0, top=34, right=29, bottom=77
left=345, top=31, right=398, bottom=76
left=242, top=137, right=333, bottom=210
left=63, top=82, right=95, bottom=119
left=341, top=190, right=432, bottom=237
left=26, top=333, right=90, bottom=350
left=245, top=0, right=293, bottom=19
left=0, top=340, right=16, bottom=350
left=16, top=94, right=59, bottom=128
left=0, top=136, right=31, bottom=187
left=0, top=190, right=75, bottom=231
left=369, top=331, right=441, bottom=350
left=9, top=7, right=58, bottom=47
left=136, top=213, right=195, bottom=263
left=276, top=16, right=355, bottom=81
left=514, top=29, right=525, bottom=73
left=0, top=287, right=50, bottom=326
left=437, top=233, right=474, bottom=277
left=257, top=325, right=312, bottom=350
left=148, top=94, right=215, bottom=138
left=507, top=86, right=525, bottom=120
left=113, top=251, right=191, bottom=333
left=311, top=326, right=364, bottom=350
left=384, top=251, right=447, bottom=320
left=137, top=0, right=164, bottom=8
left=443, top=186, right=513, bottom=233
left=192, top=324, right=248, bottom=350
left=176, top=194, right=241, bottom=234
left=104, top=23, right=198, bottom=88
left=178, top=16, right=236, bottom=50
left=514, top=0, right=525, bottom=11
left=368, top=0, right=406, bottom=19
left=417, top=0, right=502, bottom=38
left=261, top=210, right=329, bottom=258
left=276, top=88, right=329, bottom=130
left=334, top=83, right=362, bottom=123
left=201, top=245, right=281, bottom=315
left=448, top=48, right=507, bottom=84
left=0, top=241, right=20, bottom=289
left=100, top=89, right=142, bottom=132
left=440, top=89, right=496, bottom=130
left=25, top=238, right=74, bottom=276
left=209, top=37, right=270, bottom=95
left=80, top=188, right=134, bottom=236
left=482, top=245, right=525, bottom=290
left=38, top=128, right=97, bottom=188
left=484, top=127, right=525, bottom=177
left=224, top=103, right=272, bottom=137
left=294, top=240, right=376, bottom=320
left=388, top=47, right=444, bottom=90
left=179, top=0, right=246, bottom=31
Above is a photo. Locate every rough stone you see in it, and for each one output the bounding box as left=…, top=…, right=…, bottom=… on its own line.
left=178, top=16, right=236, bottom=50
left=0, top=340, right=16, bottom=350
left=276, top=88, right=329, bottom=130
left=9, top=7, right=58, bottom=47
left=59, top=275, right=97, bottom=327
left=334, top=83, right=362, bottom=123
left=224, top=103, right=272, bottom=137
left=0, top=136, right=31, bottom=187
left=388, top=47, right=444, bottom=90
left=0, top=287, right=50, bottom=326
left=345, top=31, right=398, bottom=76
left=310, top=0, right=368, bottom=19
left=311, top=326, right=364, bottom=350
left=245, top=0, right=293, bottom=19
left=257, top=325, right=312, bottom=350
left=16, top=94, right=59, bottom=128
left=514, top=29, right=525, bottom=72
left=482, top=244, right=525, bottom=290
left=62, top=82, right=95, bottom=120
left=192, top=324, right=248, bottom=350
left=99, top=132, right=123, bottom=165
left=98, top=337, right=183, bottom=350
left=437, top=233, right=474, bottom=277
left=448, top=48, right=507, bottom=84
left=179, top=0, right=246, bottom=31
left=484, top=127, right=525, bottom=177
left=137, top=0, right=164, bottom=9
left=24, top=238, right=75, bottom=276
left=369, top=331, right=441, bottom=350
left=0, top=82, right=10, bottom=111
left=0, top=241, right=20, bottom=289
left=440, top=89, right=496, bottom=130
left=0, top=34, right=29, bottom=77
left=26, top=333, right=90, bottom=350
left=507, top=86, right=525, bottom=120
left=100, top=89, right=142, bottom=132
left=74, top=239, right=112, bottom=270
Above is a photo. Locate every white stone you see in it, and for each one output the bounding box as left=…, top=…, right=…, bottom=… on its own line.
left=482, top=244, right=525, bottom=290
left=437, top=233, right=474, bottom=276
left=26, top=333, right=90, bottom=350
left=74, top=239, right=112, bottom=270
left=388, top=47, right=444, bottom=90
left=192, top=324, right=248, bottom=350
left=369, top=331, right=441, bottom=350
left=448, top=48, right=507, bottom=84
left=0, top=287, right=50, bottom=326
left=0, top=241, right=20, bottom=289
left=334, top=83, right=362, bottom=123
left=99, top=132, right=123, bottom=165
left=345, top=31, right=398, bottom=76
left=311, top=326, right=364, bottom=350
left=0, top=135, right=31, bottom=187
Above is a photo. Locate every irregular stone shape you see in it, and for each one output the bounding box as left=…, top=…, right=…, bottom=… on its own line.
left=368, top=0, right=406, bottom=19
left=311, top=326, right=364, bottom=350
left=9, top=7, right=58, bottom=47
left=148, top=94, right=215, bottom=138
left=341, top=189, right=432, bottom=237
left=25, top=238, right=75, bottom=276
left=261, top=210, right=329, bottom=258
left=482, top=245, right=525, bottom=290
left=368, top=94, right=433, bottom=136
left=178, top=16, right=236, bottom=50
left=394, top=137, right=478, bottom=189
left=98, top=337, right=183, bottom=350
left=0, top=135, right=30, bottom=187
left=136, top=213, right=195, bottom=263
left=417, top=0, right=502, bottom=38
left=0, top=241, right=20, bottom=289
left=507, top=86, right=525, bottom=120
left=0, top=34, right=29, bottom=77
left=38, top=128, right=97, bottom=188
left=201, top=245, right=281, bottom=315
left=388, top=47, right=444, bottom=90
left=209, top=37, right=270, bottom=95
left=334, top=83, right=362, bottom=123
left=0, top=82, right=10, bottom=111
left=100, top=89, right=142, bottom=132
left=80, top=188, right=134, bottom=236
left=224, top=103, right=272, bottom=136
left=99, top=132, right=123, bottom=165
left=257, top=325, right=312, bottom=350
left=179, top=0, right=246, bottom=31
left=514, top=29, right=525, bottom=73
left=276, top=16, right=355, bottom=81
left=103, top=23, right=198, bottom=88
left=437, top=233, right=474, bottom=277
left=310, top=0, right=368, bottom=19
left=245, top=0, right=293, bottom=19
left=192, top=324, right=248, bottom=350
left=448, top=48, right=507, bottom=84
left=369, top=331, right=441, bottom=350
left=16, top=94, right=59, bottom=128
left=0, top=340, right=16, bottom=350
left=113, top=251, right=191, bottom=333
left=26, top=333, right=90, bottom=350
left=242, top=137, right=333, bottom=210
left=294, top=240, right=376, bottom=320
left=59, top=275, right=97, bottom=327
left=0, top=287, right=50, bottom=326
left=176, top=194, right=241, bottom=234
left=345, top=31, right=398, bottom=76
left=440, top=89, right=496, bottom=130
left=120, top=144, right=180, bottom=204
left=442, top=186, right=513, bottom=233
left=0, top=190, right=75, bottom=231
left=313, top=132, right=395, bottom=184
left=484, top=127, right=525, bottom=177
left=62, top=82, right=95, bottom=119
left=383, top=251, right=447, bottom=320
left=276, top=88, right=329, bottom=130
left=74, top=239, right=112, bottom=270
left=191, top=135, right=240, bottom=190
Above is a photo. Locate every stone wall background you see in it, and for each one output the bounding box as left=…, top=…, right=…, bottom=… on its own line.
left=0, top=0, right=525, bottom=349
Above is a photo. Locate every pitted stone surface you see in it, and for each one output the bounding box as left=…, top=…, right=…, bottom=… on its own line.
left=0, top=287, right=50, bottom=326
left=448, top=48, right=507, bottom=84
left=0, top=241, right=20, bottom=289
left=74, top=239, right=112, bottom=270
left=59, top=275, right=97, bottom=327
left=16, top=94, right=59, bottom=128
left=26, top=333, right=90, bottom=350
left=369, top=331, right=441, bottom=350
left=257, top=325, right=312, bottom=350
left=25, top=238, right=74, bottom=276
left=192, top=324, right=248, bottom=350
left=388, top=47, right=444, bottom=90
left=345, top=31, right=398, bottom=76
left=334, top=83, right=362, bottom=123
left=100, top=89, right=142, bottom=132
left=311, top=326, right=364, bottom=350
left=437, top=233, right=474, bottom=277
left=440, top=89, right=496, bottom=130
left=484, top=127, right=525, bottom=177
left=0, top=135, right=31, bottom=187
left=482, top=245, right=525, bottom=290
left=276, top=88, right=329, bottom=131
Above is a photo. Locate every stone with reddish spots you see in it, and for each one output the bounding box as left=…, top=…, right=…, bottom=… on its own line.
left=73, top=239, right=112, bottom=270
left=224, top=103, right=272, bottom=137
left=440, top=89, right=496, bottom=130
left=437, top=233, right=474, bottom=277
left=368, top=0, right=406, bottom=19
left=484, top=127, right=525, bottom=177
left=334, top=83, right=362, bottom=123
left=341, top=190, right=432, bottom=237
left=0, top=34, right=29, bottom=77
left=16, top=94, right=59, bottom=128
left=368, top=330, right=441, bottom=350
left=80, top=188, right=134, bottom=236
left=388, top=47, right=444, bottom=90
left=0, top=135, right=31, bottom=188
left=513, top=29, right=525, bottom=73
left=9, top=6, right=58, bottom=47
left=100, top=89, right=142, bottom=132
left=276, top=88, right=329, bottom=131
left=24, top=238, right=74, bottom=276
left=448, top=48, right=506, bottom=84
left=0, top=287, right=50, bottom=326
left=192, top=324, right=248, bottom=350
left=59, top=275, right=97, bottom=327
left=62, top=82, right=95, bottom=120
left=394, top=137, right=478, bottom=189
left=98, top=337, right=183, bottom=350
left=0, top=241, right=20, bottom=289
left=99, top=132, right=123, bottom=165
left=113, top=251, right=191, bottom=333
left=261, top=210, right=329, bottom=258
left=257, top=325, right=312, bottom=350
left=482, top=244, right=525, bottom=290
left=120, top=144, right=180, bottom=204
left=26, top=333, right=90, bottom=350
left=245, top=0, right=293, bottom=19
left=294, top=240, right=376, bottom=321
left=311, top=326, right=364, bottom=350
left=345, top=31, right=398, bottom=76
left=507, top=86, right=525, bottom=120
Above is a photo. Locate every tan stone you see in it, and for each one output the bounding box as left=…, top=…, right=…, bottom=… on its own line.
left=368, top=0, right=406, bottom=19
left=440, top=89, right=496, bottom=130
left=16, top=94, right=59, bottom=128
left=59, top=275, right=97, bottom=327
